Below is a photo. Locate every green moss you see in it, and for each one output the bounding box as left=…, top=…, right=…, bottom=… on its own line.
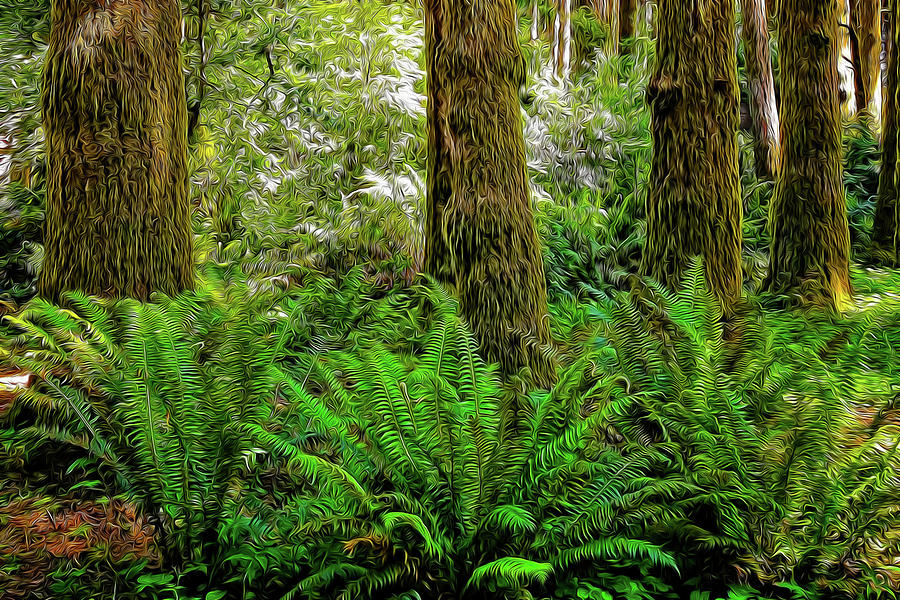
left=424, top=0, right=556, bottom=388
left=766, top=0, right=852, bottom=310
left=38, top=0, right=194, bottom=302
left=642, top=0, right=743, bottom=312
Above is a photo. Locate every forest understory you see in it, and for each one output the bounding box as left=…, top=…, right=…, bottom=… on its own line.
left=3, top=1, right=900, bottom=599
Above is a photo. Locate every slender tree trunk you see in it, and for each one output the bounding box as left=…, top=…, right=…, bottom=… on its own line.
left=561, top=0, right=573, bottom=77
left=39, top=0, right=194, bottom=302
left=873, top=0, right=898, bottom=257
left=424, top=0, right=557, bottom=387
left=643, top=0, right=743, bottom=309
left=531, top=0, right=540, bottom=41
left=740, top=0, right=781, bottom=178
left=767, top=0, right=852, bottom=310
left=620, top=0, right=637, bottom=42
left=850, top=0, right=881, bottom=118
left=552, top=0, right=562, bottom=75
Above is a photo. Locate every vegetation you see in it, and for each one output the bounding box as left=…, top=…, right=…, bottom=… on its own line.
left=1, top=0, right=900, bottom=599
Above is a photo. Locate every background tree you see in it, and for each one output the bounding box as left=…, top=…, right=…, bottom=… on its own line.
left=767, top=0, right=852, bottom=309
left=643, top=0, right=743, bottom=310
left=424, top=0, right=557, bottom=387
left=849, top=0, right=881, bottom=120
left=39, top=0, right=194, bottom=302
left=874, top=0, right=898, bottom=259
left=619, top=0, right=637, bottom=44
left=740, top=0, right=781, bottom=178
left=552, top=0, right=573, bottom=78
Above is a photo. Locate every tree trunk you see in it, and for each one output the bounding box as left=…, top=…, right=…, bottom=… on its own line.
left=424, top=0, right=557, bottom=387
left=767, top=0, right=852, bottom=310
left=740, top=0, right=781, bottom=178
left=873, top=0, right=897, bottom=257
left=531, top=0, right=539, bottom=41
left=643, top=0, right=743, bottom=310
left=39, top=0, right=194, bottom=302
left=850, top=0, right=881, bottom=118
left=620, top=0, right=637, bottom=42
left=560, top=0, right=573, bottom=77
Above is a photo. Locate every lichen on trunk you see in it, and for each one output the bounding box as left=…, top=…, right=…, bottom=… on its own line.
left=424, top=0, right=557, bottom=388
left=39, top=0, right=194, bottom=302
left=767, top=0, right=852, bottom=310
left=642, top=0, right=743, bottom=312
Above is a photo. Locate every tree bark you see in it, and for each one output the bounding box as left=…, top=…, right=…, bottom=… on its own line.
left=849, top=0, right=881, bottom=118
left=531, top=0, right=539, bottom=41
left=767, top=0, right=852, bottom=310
left=620, top=0, right=637, bottom=42
left=740, top=0, right=781, bottom=178
left=873, top=0, right=898, bottom=257
left=643, top=0, right=743, bottom=310
left=39, top=0, right=194, bottom=302
left=424, top=0, right=557, bottom=387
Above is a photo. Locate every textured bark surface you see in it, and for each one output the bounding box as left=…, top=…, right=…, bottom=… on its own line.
left=40, top=0, right=194, bottom=302
left=424, top=0, right=557, bottom=387
left=740, top=0, right=781, bottom=178
left=767, top=0, right=852, bottom=310
left=643, top=0, right=743, bottom=310
left=874, top=0, right=898, bottom=256
left=850, top=0, right=881, bottom=117
left=619, top=0, right=637, bottom=42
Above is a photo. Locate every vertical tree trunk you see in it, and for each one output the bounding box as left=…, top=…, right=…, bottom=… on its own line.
left=552, top=0, right=562, bottom=75
left=767, top=0, right=852, bottom=310
left=873, top=0, right=898, bottom=257
left=39, top=0, right=194, bottom=302
left=850, top=0, right=881, bottom=118
left=643, top=0, right=743, bottom=309
left=561, top=0, right=573, bottom=77
left=531, top=0, right=540, bottom=41
left=424, top=0, right=557, bottom=387
left=740, top=0, right=781, bottom=178
left=620, top=0, right=637, bottom=42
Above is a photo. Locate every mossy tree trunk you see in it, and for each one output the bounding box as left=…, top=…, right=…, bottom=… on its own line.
left=643, top=0, right=743, bottom=311
left=850, top=0, right=881, bottom=119
left=424, top=0, right=557, bottom=388
left=40, top=0, right=194, bottom=302
left=767, top=0, right=852, bottom=309
left=619, top=0, right=637, bottom=43
left=740, top=0, right=781, bottom=178
left=873, top=0, right=898, bottom=258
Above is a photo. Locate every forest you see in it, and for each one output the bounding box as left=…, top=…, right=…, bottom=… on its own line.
left=2, top=0, right=900, bottom=598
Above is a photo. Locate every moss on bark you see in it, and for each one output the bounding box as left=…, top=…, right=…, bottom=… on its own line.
left=39, top=0, right=194, bottom=302
left=643, top=0, right=743, bottom=312
left=619, top=0, right=636, bottom=42
left=873, top=0, right=898, bottom=259
left=767, top=0, right=852, bottom=310
left=424, top=0, right=557, bottom=388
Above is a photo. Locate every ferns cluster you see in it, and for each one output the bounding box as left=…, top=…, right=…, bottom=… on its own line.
left=4, top=262, right=900, bottom=599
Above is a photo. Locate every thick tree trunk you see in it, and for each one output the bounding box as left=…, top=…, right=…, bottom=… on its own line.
left=424, top=0, right=557, bottom=387
left=643, top=0, right=743, bottom=309
left=767, top=0, right=852, bottom=310
left=850, top=0, right=881, bottom=118
left=740, top=0, right=781, bottom=178
left=39, top=0, right=194, bottom=302
left=873, top=0, right=898, bottom=257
